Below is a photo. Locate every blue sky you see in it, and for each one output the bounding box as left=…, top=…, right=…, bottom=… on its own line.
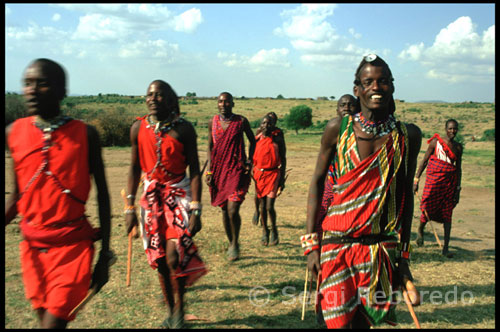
left=5, top=3, right=495, bottom=102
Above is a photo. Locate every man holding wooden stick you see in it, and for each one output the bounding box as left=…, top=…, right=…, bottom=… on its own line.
left=304, top=54, right=422, bottom=328
left=5, top=58, right=112, bottom=328
left=125, top=80, right=207, bottom=328
left=414, top=119, right=463, bottom=258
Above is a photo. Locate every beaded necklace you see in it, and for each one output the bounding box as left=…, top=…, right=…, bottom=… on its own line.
left=145, top=114, right=184, bottom=179
left=354, top=113, right=396, bottom=137
left=219, top=113, right=235, bottom=123
left=21, top=116, right=85, bottom=205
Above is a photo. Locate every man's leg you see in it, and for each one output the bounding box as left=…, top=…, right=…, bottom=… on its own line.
left=252, top=194, right=260, bottom=226
left=416, top=211, right=428, bottom=246
left=165, top=240, right=186, bottom=328
left=226, top=200, right=242, bottom=261
left=157, top=258, right=175, bottom=317
left=41, top=311, right=68, bottom=329
left=221, top=205, right=233, bottom=244
left=442, top=222, right=453, bottom=258
left=260, top=198, right=269, bottom=246
left=267, top=197, right=279, bottom=245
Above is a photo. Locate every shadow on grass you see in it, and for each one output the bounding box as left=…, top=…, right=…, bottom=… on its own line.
left=411, top=244, right=495, bottom=264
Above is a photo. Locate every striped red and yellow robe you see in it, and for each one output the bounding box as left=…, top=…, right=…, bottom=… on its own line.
left=319, top=115, right=409, bottom=328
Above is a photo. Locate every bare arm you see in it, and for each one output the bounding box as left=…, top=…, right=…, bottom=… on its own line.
left=305, top=117, right=341, bottom=278
left=87, top=124, right=112, bottom=293
left=87, top=125, right=111, bottom=253
left=413, top=138, right=436, bottom=194
left=125, top=120, right=142, bottom=234
left=181, top=122, right=202, bottom=236
left=276, top=134, right=287, bottom=190
left=242, top=116, right=256, bottom=163
left=5, top=124, right=19, bottom=225
left=205, top=118, right=214, bottom=186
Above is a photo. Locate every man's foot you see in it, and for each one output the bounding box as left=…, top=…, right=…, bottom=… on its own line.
left=252, top=211, right=259, bottom=226
left=270, top=228, right=279, bottom=246
left=416, top=223, right=425, bottom=246
left=171, top=309, right=185, bottom=329
left=227, top=245, right=240, bottom=261
left=415, top=235, right=424, bottom=247
left=261, top=228, right=269, bottom=246
left=161, top=314, right=172, bottom=328
left=442, top=249, right=454, bottom=258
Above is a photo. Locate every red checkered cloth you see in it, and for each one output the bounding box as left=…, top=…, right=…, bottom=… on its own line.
left=419, top=154, right=458, bottom=224
left=209, top=114, right=250, bottom=206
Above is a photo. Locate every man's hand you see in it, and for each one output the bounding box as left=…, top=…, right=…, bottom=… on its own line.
left=90, top=250, right=114, bottom=293
left=205, top=173, right=213, bottom=187
left=125, top=212, right=139, bottom=238
left=188, top=213, right=202, bottom=237
left=413, top=183, right=418, bottom=195
left=453, top=189, right=461, bottom=207
left=306, top=250, right=321, bottom=280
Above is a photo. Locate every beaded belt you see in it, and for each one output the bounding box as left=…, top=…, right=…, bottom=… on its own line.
left=321, top=233, right=397, bottom=245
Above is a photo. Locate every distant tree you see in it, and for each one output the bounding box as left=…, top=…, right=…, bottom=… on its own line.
left=186, top=92, right=197, bottom=98
left=276, top=94, right=285, bottom=99
left=330, top=96, right=335, bottom=100
left=284, top=104, right=313, bottom=134
left=5, top=93, right=26, bottom=125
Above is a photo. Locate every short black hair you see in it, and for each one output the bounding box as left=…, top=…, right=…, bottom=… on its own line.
left=149, top=80, right=180, bottom=114
left=29, top=58, right=67, bottom=98
left=445, top=118, right=459, bottom=128
left=353, top=54, right=394, bottom=87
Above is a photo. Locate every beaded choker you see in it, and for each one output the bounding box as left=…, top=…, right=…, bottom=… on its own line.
left=33, top=115, right=72, bottom=132
left=146, top=114, right=179, bottom=134
left=219, top=114, right=235, bottom=122
left=354, top=113, right=396, bottom=137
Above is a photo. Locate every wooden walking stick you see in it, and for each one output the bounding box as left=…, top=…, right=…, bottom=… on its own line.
left=423, top=209, right=442, bottom=249
left=301, top=267, right=309, bottom=321
left=121, top=189, right=137, bottom=287
left=402, top=287, right=421, bottom=329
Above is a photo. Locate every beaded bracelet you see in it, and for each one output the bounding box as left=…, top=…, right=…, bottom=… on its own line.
left=397, top=242, right=412, bottom=260
left=190, top=201, right=202, bottom=210
left=124, top=205, right=136, bottom=214
left=301, top=233, right=320, bottom=256
left=205, top=171, right=213, bottom=175
left=413, top=177, right=420, bottom=185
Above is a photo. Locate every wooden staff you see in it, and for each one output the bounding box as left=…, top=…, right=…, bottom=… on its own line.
left=301, top=267, right=309, bottom=321
left=315, top=271, right=321, bottom=313
left=423, top=209, right=442, bottom=249
left=121, top=189, right=137, bottom=287
left=402, top=287, right=421, bottom=329
left=69, top=253, right=117, bottom=317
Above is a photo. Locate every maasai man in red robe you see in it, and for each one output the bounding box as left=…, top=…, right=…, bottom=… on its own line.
left=304, top=54, right=422, bottom=329
left=5, top=58, right=112, bottom=329
left=414, top=119, right=463, bottom=258
left=126, top=80, right=207, bottom=328
left=252, top=112, right=285, bottom=227
left=205, top=92, right=256, bottom=261
left=252, top=114, right=286, bottom=246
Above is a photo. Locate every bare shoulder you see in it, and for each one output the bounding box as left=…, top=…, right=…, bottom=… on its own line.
left=321, top=116, right=342, bottom=146
left=403, top=122, right=422, bottom=140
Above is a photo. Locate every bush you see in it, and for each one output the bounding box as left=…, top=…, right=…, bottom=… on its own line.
left=5, top=93, right=26, bottom=126
left=90, top=107, right=136, bottom=146
left=284, top=104, right=312, bottom=134
left=481, top=128, right=495, bottom=141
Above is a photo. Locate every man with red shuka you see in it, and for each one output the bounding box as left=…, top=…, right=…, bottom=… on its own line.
left=252, top=114, right=287, bottom=246
left=252, top=111, right=285, bottom=227
left=125, top=80, right=207, bottom=328
left=304, top=54, right=422, bottom=328
left=205, top=92, right=256, bottom=261
left=414, top=119, right=463, bottom=258
left=5, top=58, right=112, bottom=328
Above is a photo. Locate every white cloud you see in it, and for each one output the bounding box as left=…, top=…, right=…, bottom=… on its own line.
left=399, top=16, right=494, bottom=83
left=118, top=39, right=179, bottom=60
left=218, top=48, right=290, bottom=72
left=52, top=13, right=61, bottom=22
left=72, top=13, right=131, bottom=41
left=275, top=4, right=369, bottom=66
left=173, top=8, right=203, bottom=33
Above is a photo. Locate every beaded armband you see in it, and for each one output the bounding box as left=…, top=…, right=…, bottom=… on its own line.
left=300, top=233, right=320, bottom=256
left=124, top=205, right=136, bottom=215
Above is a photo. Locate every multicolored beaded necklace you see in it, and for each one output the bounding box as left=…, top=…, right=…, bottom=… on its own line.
left=354, top=112, right=396, bottom=137
left=219, top=113, right=235, bottom=122
left=22, top=115, right=85, bottom=205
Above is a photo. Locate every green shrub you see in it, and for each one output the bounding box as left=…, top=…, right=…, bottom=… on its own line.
left=284, top=104, right=312, bottom=134
left=5, top=93, right=26, bottom=125
left=90, top=107, right=135, bottom=146
left=481, top=128, right=495, bottom=141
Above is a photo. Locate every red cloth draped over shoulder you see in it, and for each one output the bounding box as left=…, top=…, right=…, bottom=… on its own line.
left=209, top=114, right=250, bottom=206
left=8, top=116, right=97, bottom=246
left=252, top=132, right=281, bottom=198
left=137, top=115, right=186, bottom=181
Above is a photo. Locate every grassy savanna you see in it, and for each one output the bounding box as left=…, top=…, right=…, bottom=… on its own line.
left=4, top=97, right=495, bottom=328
